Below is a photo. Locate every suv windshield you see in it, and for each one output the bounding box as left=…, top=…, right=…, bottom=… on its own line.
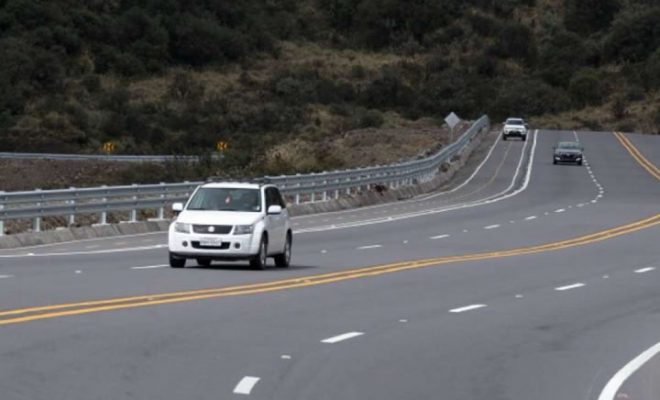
left=507, top=119, right=524, bottom=125
left=187, top=188, right=261, bottom=212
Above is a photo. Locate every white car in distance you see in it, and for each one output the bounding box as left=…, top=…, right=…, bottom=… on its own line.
left=168, top=181, right=292, bottom=269
left=502, top=117, right=529, bottom=141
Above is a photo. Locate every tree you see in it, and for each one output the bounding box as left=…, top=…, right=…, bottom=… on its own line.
left=564, top=0, right=619, bottom=34
left=568, top=69, right=604, bottom=107
left=605, top=6, right=660, bottom=62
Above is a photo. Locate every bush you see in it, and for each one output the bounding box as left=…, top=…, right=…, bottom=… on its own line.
left=605, top=6, right=660, bottom=62
left=171, top=14, right=246, bottom=66
left=494, top=21, right=537, bottom=64
left=491, top=78, right=571, bottom=119
left=568, top=69, right=604, bottom=107
left=352, top=108, right=384, bottom=129
left=564, top=0, right=619, bottom=34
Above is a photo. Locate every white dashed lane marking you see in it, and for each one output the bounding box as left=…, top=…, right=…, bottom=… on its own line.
left=555, top=283, right=585, bottom=291
left=430, top=234, right=450, bottom=240
left=450, top=304, right=487, bottom=313
left=554, top=208, right=565, bottom=213
left=357, top=245, right=383, bottom=250
left=484, top=224, right=500, bottom=230
left=634, top=267, right=655, bottom=274
left=321, top=332, right=364, bottom=344
left=233, top=376, right=260, bottom=395
left=0, top=275, right=13, bottom=279
left=525, top=216, right=537, bottom=220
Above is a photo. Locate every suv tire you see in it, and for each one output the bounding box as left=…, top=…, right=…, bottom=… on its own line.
left=275, top=233, right=292, bottom=268
left=170, top=253, right=185, bottom=268
left=502, top=134, right=507, bottom=141
left=250, top=236, right=268, bottom=270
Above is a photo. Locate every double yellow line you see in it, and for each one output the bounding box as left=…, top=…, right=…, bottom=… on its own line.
left=614, top=131, right=660, bottom=180
left=1, top=213, right=658, bottom=326
left=1, top=131, right=658, bottom=327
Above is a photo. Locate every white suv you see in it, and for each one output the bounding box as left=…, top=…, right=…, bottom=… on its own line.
left=168, top=181, right=292, bottom=269
left=502, top=117, right=528, bottom=141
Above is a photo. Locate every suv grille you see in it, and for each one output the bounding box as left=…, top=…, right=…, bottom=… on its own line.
left=192, top=225, right=233, bottom=234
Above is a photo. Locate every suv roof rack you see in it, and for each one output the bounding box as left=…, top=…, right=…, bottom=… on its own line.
left=205, top=176, right=272, bottom=185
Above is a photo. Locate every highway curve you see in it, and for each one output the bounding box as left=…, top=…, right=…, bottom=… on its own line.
left=0, top=130, right=658, bottom=400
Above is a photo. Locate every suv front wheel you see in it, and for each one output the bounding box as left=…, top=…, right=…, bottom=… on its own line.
left=275, top=233, right=292, bottom=268
left=250, top=236, right=268, bottom=270
left=169, top=253, right=185, bottom=268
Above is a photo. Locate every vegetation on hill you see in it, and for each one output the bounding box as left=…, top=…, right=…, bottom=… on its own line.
left=0, top=0, right=658, bottom=176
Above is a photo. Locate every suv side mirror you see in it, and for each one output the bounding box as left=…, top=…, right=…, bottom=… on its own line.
left=267, top=205, right=282, bottom=215
left=172, top=202, right=184, bottom=212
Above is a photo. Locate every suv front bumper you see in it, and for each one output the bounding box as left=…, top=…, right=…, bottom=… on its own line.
left=168, top=231, right=261, bottom=260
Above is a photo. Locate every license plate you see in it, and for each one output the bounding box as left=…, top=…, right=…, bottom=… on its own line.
left=200, top=238, right=224, bottom=247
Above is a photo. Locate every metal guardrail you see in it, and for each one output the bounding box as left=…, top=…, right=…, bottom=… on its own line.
left=0, top=116, right=489, bottom=235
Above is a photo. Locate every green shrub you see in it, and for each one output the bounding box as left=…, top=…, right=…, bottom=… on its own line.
left=605, top=6, right=660, bottom=62
left=564, top=0, right=619, bottom=35
left=568, top=69, right=604, bottom=107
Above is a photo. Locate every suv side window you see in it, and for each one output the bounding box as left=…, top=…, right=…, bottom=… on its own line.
left=265, top=187, right=286, bottom=209
left=274, top=188, right=286, bottom=209
left=265, top=188, right=276, bottom=208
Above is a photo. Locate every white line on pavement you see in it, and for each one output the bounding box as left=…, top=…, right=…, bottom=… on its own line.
left=554, top=208, right=566, bottom=213
left=0, top=275, right=13, bottom=279
left=634, top=267, right=655, bottom=274
left=233, top=376, right=260, bottom=395
left=598, top=342, right=660, bottom=400
left=484, top=224, right=500, bottom=230
left=430, top=234, right=450, bottom=240
left=525, top=216, right=537, bottom=220
left=321, top=332, right=364, bottom=344
left=449, top=304, right=487, bottom=313
left=357, top=245, right=383, bottom=250
left=555, top=283, right=585, bottom=291
left=131, top=265, right=168, bottom=270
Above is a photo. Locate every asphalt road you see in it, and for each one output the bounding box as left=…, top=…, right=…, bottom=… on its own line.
left=0, top=130, right=658, bottom=400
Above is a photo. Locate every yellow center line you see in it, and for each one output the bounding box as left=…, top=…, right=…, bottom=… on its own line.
left=613, top=132, right=660, bottom=180
left=1, top=213, right=658, bottom=326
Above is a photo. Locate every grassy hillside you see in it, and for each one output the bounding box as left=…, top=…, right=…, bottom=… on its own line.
left=0, top=0, right=658, bottom=178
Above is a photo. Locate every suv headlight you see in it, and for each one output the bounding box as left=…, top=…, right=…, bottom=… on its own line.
left=234, top=224, right=255, bottom=235
left=174, top=222, right=191, bottom=233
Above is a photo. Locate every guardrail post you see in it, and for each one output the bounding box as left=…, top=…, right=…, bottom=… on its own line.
left=33, top=188, right=42, bottom=232
left=310, top=192, right=315, bottom=203
left=100, top=185, right=108, bottom=225
left=0, top=191, right=4, bottom=236
left=322, top=180, right=328, bottom=201
left=157, top=182, right=165, bottom=220
left=68, top=186, right=76, bottom=226
left=130, top=184, right=138, bottom=222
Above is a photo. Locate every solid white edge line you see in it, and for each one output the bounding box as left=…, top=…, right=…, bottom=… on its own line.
left=555, top=283, right=585, bottom=291
left=233, top=376, right=261, bottom=395
left=131, top=265, right=168, bottom=270
left=598, top=342, right=660, bottom=400
left=634, top=267, right=655, bottom=274
left=0, top=245, right=164, bottom=258
left=321, top=332, right=364, bottom=344
left=449, top=304, right=487, bottom=313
